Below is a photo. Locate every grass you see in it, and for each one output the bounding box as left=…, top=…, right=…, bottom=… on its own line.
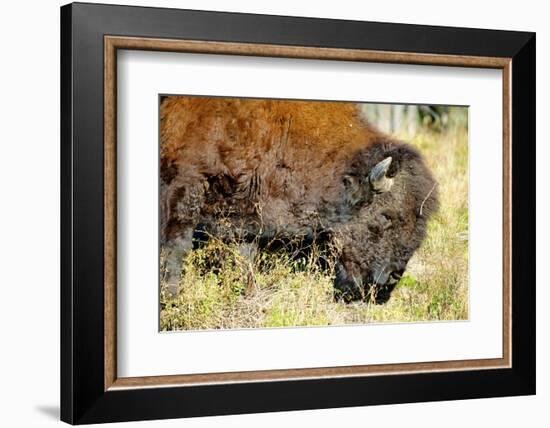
left=160, top=110, right=469, bottom=331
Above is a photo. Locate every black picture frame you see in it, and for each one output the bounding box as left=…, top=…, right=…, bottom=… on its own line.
left=61, top=2, right=535, bottom=424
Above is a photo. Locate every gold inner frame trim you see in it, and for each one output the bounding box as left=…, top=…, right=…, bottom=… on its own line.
left=104, top=35, right=512, bottom=391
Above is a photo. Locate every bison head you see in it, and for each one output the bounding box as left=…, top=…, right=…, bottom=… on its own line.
left=334, top=141, right=438, bottom=304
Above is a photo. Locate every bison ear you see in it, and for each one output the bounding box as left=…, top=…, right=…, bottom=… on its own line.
left=369, top=157, right=394, bottom=193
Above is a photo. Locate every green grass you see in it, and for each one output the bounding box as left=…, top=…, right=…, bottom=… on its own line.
left=160, top=112, right=469, bottom=331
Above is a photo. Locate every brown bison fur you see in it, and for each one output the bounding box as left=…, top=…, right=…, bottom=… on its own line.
left=160, top=96, right=438, bottom=303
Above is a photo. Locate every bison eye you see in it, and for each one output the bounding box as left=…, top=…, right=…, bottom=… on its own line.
left=368, top=224, right=381, bottom=237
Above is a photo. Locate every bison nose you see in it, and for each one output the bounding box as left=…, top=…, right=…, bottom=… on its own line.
left=390, top=268, right=405, bottom=282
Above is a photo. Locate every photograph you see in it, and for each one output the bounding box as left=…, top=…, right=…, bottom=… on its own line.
left=159, top=96, right=468, bottom=331
left=54, top=1, right=536, bottom=424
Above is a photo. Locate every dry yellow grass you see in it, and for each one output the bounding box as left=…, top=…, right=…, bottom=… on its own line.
left=160, top=109, right=468, bottom=331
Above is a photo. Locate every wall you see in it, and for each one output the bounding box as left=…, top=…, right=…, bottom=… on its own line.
left=0, top=0, right=545, bottom=426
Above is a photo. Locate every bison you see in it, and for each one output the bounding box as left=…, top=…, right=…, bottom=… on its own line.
left=160, top=96, right=438, bottom=304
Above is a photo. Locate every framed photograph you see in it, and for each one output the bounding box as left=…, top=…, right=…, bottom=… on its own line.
left=60, top=2, right=535, bottom=424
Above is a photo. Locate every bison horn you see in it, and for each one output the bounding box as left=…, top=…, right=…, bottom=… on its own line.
left=369, top=157, right=394, bottom=193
